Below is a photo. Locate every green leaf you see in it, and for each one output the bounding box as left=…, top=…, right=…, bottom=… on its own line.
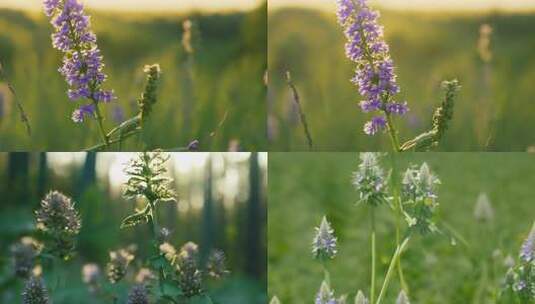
left=120, top=205, right=150, bottom=229
left=161, top=279, right=182, bottom=297
left=190, top=294, right=216, bottom=304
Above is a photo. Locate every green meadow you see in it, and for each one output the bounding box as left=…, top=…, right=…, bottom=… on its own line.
left=268, top=8, right=535, bottom=151
left=0, top=3, right=267, bottom=151
left=268, top=152, right=535, bottom=303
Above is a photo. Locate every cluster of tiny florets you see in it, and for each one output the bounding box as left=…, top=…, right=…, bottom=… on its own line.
left=401, top=163, right=440, bottom=235
left=127, top=284, right=150, bottom=304
left=106, top=248, right=135, bottom=283
left=177, top=242, right=203, bottom=298
left=315, top=281, right=338, bottom=304
left=206, top=249, right=229, bottom=279
left=35, top=190, right=81, bottom=258
left=352, top=153, right=388, bottom=206
left=43, top=0, right=115, bottom=123
left=336, top=0, right=407, bottom=135
left=22, top=276, right=50, bottom=304
left=312, top=216, right=338, bottom=261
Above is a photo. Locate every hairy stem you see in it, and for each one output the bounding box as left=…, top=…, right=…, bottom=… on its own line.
left=286, top=71, right=313, bottom=150
left=385, top=112, right=401, bottom=152
left=376, top=237, right=411, bottom=304
left=91, top=98, right=109, bottom=148
left=370, top=206, right=377, bottom=304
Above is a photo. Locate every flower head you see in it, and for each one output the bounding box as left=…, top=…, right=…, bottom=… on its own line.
left=22, top=276, right=50, bottom=304
left=138, top=64, right=162, bottom=125
left=315, top=281, right=337, bottom=304
left=127, top=284, right=149, bottom=304
left=312, top=216, right=338, bottom=260
left=177, top=242, right=203, bottom=298
left=270, top=296, right=281, bottom=304
left=35, top=190, right=81, bottom=259
left=352, top=153, right=388, bottom=206
left=106, top=248, right=135, bottom=283
left=401, top=163, right=441, bottom=235
left=206, top=249, right=229, bottom=279
left=520, top=222, right=535, bottom=263
left=336, top=0, right=407, bottom=135
left=44, top=0, right=115, bottom=123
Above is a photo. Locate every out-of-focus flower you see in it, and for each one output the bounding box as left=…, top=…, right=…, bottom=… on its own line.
left=82, top=263, right=101, bottom=285
left=138, top=64, right=162, bottom=125
left=135, top=268, right=155, bottom=284
left=312, top=216, right=338, bottom=261
left=127, top=284, right=149, bottom=304
left=315, top=281, right=337, bottom=304
left=396, top=290, right=410, bottom=304
left=177, top=242, right=202, bottom=298
left=474, top=192, right=494, bottom=222
left=206, top=249, right=229, bottom=279
left=355, top=290, right=369, bottom=304
left=520, top=222, right=535, bottom=263
left=22, top=276, right=50, bottom=304
left=106, top=248, right=135, bottom=283
left=10, top=237, right=43, bottom=278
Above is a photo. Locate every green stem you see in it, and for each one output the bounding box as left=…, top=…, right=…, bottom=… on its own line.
left=91, top=98, right=110, bottom=148
left=385, top=112, right=401, bottom=152
left=376, top=237, right=411, bottom=304
left=390, top=155, right=409, bottom=293
left=321, top=260, right=331, bottom=286
left=370, top=207, right=377, bottom=304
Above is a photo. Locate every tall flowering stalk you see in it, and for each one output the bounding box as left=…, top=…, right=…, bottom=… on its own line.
left=336, top=0, right=460, bottom=151
left=44, top=0, right=115, bottom=146
left=503, top=222, right=535, bottom=303
left=352, top=153, right=388, bottom=303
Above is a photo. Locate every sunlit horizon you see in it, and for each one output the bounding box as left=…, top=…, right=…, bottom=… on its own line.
left=270, top=0, right=535, bottom=12
left=0, top=0, right=263, bottom=13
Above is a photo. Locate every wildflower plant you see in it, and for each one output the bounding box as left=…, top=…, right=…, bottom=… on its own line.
left=35, top=190, right=81, bottom=259
left=336, top=0, right=461, bottom=151
left=10, top=237, right=43, bottom=278
left=22, top=276, right=50, bottom=304
left=503, top=222, right=535, bottom=303
left=119, top=152, right=229, bottom=303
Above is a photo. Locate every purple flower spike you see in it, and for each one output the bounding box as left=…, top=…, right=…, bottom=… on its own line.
left=72, top=104, right=96, bottom=123
left=364, top=116, right=386, bottom=135
left=337, top=0, right=408, bottom=135
left=520, top=222, right=535, bottom=262
left=44, top=0, right=115, bottom=123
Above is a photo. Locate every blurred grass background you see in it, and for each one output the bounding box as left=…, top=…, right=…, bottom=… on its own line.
left=268, top=152, right=535, bottom=303
left=268, top=7, right=535, bottom=151
left=0, top=2, right=267, bottom=151
left=0, top=152, right=267, bottom=303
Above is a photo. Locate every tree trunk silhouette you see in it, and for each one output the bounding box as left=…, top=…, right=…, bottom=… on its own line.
left=201, top=156, right=214, bottom=264
left=7, top=152, right=30, bottom=206
left=36, top=152, right=48, bottom=199
left=76, top=152, right=97, bottom=198
left=245, top=152, right=264, bottom=279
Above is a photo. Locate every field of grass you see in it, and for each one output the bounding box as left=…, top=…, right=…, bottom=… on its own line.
left=268, top=8, right=535, bottom=151
left=0, top=3, right=267, bottom=151
left=268, top=152, right=535, bottom=303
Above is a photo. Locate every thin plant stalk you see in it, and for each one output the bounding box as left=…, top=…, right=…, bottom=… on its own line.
left=376, top=236, right=411, bottom=304
left=0, top=61, right=32, bottom=136
left=370, top=206, right=377, bottom=304
left=91, top=97, right=110, bottom=147
left=385, top=113, right=401, bottom=152
left=321, top=260, right=331, bottom=286
left=390, top=154, right=409, bottom=293
left=286, top=71, right=313, bottom=150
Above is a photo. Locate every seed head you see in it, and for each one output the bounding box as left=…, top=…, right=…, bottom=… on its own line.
left=106, top=248, right=135, bottom=283
left=312, top=216, right=338, bottom=261
left=22, top=276, right=50, bottom=304
left=431, top=79, right=460, bottom=144
left=352, top=153, right=388, bottom=206
left=138, top=64, right=162, bottom=125
left=127, top=284, right=149, bottom=304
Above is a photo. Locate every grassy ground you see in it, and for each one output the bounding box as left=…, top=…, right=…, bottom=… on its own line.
left=268, top=152, right=535, bottom=303
left=268, top=8, right=535, bottom=151
left=0, top=4, right=267, bottom=151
